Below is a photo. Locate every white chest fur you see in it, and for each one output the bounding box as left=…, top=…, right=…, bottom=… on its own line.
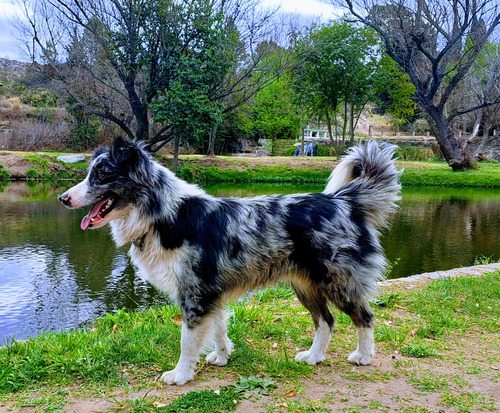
left=128, top=238, right=187, bottom=304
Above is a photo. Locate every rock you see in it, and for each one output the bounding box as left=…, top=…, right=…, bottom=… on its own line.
left=57, top=154, right=85, bottom=163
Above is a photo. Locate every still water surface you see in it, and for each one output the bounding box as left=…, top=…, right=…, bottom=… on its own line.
left=0, top=181, right=499, bottom=343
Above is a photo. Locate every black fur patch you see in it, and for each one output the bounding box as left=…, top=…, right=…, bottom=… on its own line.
left=285, top=194, right=338, bottom=282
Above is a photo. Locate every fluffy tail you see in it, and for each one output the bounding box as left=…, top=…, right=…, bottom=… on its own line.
left=324, top=141, right=402, bottom=229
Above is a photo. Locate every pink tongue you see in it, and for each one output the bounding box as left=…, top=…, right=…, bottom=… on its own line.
left=81, top=197, right=110, bottom=230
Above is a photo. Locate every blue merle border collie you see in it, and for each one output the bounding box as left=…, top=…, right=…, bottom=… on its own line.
left=59, top=137, right=401, bottom=385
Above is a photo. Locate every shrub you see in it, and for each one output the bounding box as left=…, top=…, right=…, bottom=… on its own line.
left=7, top=119, right=70, bottom=151
left=25, top=154, right=49, bottom=171
left=0, top=164, right=11, bottom=181
left=396, top=144, right=442, bottom=162
left=26, top=168, right=42, bottom=181
left=26, top=107, right=57, bottom=123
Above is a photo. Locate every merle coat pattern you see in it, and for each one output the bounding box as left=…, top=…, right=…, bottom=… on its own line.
left=59, top=138, right=401, bottom=385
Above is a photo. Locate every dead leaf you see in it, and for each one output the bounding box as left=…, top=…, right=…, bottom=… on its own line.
left=171, top=315, right=183, bottom=326
left=153, top=402, right=168, bottom=408
left=112, top=323, right=118, bottom=333
left=285, top=390, right=296, bottom=397
left=490, top=366, right=499, bottom=370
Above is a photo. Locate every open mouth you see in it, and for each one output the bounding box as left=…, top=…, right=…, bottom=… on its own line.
left=81, top=194, right=117, bottom=230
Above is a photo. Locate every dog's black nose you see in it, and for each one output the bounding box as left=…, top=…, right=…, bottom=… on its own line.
left=59, top=192, right=72, bottom=206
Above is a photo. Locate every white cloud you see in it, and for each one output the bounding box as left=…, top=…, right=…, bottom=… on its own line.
left=265, top=0, right=339, bottom=18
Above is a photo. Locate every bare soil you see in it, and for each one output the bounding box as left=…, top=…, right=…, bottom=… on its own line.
left=0, top=152, right=33, bottom=179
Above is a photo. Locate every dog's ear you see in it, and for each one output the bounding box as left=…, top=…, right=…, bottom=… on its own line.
left=110, top=137, right=141, bottom=166
left=92, top=145, right=109, bottom=160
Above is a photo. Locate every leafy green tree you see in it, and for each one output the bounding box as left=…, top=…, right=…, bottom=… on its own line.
left=292, top=22, right=380, bottom=143
left=252, top=75, right=301, bottom=155
left=20, top=0, right=279, bottom=153
left=373, top=54, right=417, bottom=126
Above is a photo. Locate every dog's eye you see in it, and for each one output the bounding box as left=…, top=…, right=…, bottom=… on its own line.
left=96, top=171, right=104, bottom=181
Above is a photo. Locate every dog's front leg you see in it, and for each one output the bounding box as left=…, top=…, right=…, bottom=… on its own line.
left=161, top=315, right=214, bottom=386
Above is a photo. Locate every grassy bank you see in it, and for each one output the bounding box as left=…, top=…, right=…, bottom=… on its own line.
left=1, top=151, right=500, bottom=188
left=1, top=271, right=498, bottom=412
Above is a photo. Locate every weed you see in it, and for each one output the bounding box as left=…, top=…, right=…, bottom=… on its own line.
left=371, top=292, right=402, bottom=308
left=400, top=345, right=438, bottom=358
left=0, top=164, right=11, bottom=181
left=408, top=371, right=450, bottom=392
left=473, top=254, right=499, bottom=265
left=24, top=154, right=50, bottom=171
left=161, top=387, right=239, bottom=412
left=25, top=168, right=42, bottom=181
left=440, top=391, right=495, bottom=412
left=231, top=375, right=276, bottom=398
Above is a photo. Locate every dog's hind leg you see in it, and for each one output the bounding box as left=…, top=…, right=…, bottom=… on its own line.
left=161, top=312, right=216, bottom=386
left=205, top=307, right=234, bottom=366
left=292, top=283, right=334, bottom=365
left=334, top=295, right=375, bottom=366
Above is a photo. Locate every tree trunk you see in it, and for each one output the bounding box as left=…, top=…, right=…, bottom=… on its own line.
left=208, top=124, right=218, bottom=156
left=325, top=108, right=334, bottom=143
left=173, top=135, right=180, bottom=173
left=349, top=103, right=355, bottom=141
left=301, top=117, right=305, bottom=156
left=333, top=107, right=338, bottom=144
left=477, top=121, right=493, bottom=154
left=342, top=100, right=348, bottom=144
left=427, top=107, right=473, bottom=171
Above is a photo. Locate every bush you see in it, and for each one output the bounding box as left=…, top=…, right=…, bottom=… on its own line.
left=7, top=119, right=70, bottom=151
left=26, top=168, right=42, bottom=181
left=0, top=164, right=11, bottom=181
left=396, top=145, right=442, bottom=162
left=26, top=107, right=57, bottom=123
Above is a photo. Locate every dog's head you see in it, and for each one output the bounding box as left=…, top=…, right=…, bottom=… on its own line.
left=59, top=137, right=153, bottom=230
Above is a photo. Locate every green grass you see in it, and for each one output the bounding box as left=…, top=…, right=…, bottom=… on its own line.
left=399, top=161, right=500, bottom=188
left=174, top=158, right=500, bottom=187
left=1, top=271, right=498, bottom=412
left=159, top=386, right=239, bottom=412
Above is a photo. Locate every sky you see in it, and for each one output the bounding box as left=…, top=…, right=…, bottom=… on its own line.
left=0, top=0, right=339, bottom=62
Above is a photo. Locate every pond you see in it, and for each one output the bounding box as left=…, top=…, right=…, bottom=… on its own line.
left=0, top=181, right=499, bottom=344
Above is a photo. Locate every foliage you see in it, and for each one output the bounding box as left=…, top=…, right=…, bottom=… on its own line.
left=25, top=106, right=56, bottom=123
left=252, top=75, right=301, bottom=155
left=0, top=164, right=11, bottom=181
left=395, top=145, right=442, bottom=162
left=292, top=22, right=380, bottom=142
left=25, top=168, right=42, bottom=181
left=24, top=154, right=49, bottom=171
left=6, top=82, right=59, bottom=107
left=231, top=375, right=276, bottom=399
left=400, top=345, right=438, bottom=358
left=66, top=97, right=100, bottom=151
left=161, top=387, right=239, bottom=412
left=373, top=54, right=417, bottom=124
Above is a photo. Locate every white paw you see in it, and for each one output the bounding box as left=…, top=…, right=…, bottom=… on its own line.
left=348, top=349, right=374, bottom=365
left=160, top=368, right=194, bottom=386
left=205, top=351, right=229, bottom=366
left=205, top=340, right=233, bottom=366
left=295, top=350, right=325, bottom=365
